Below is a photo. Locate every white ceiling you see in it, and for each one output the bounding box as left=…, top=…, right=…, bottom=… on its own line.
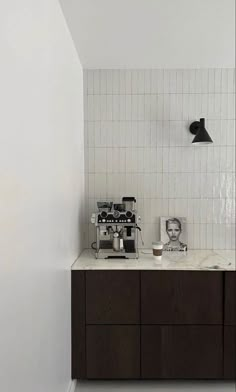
left=60, top=0, right=235, bottom=69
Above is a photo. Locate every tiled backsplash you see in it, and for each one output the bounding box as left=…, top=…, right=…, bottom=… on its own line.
left=83, top=69, right=235, bottom=249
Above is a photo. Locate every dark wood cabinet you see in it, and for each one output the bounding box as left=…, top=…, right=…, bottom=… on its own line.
left=72, top=269, right=236, bottom=380
left=141, top=271, right=223, bottom=324
left=86, top=271, right=140, bottom=324
left=224, top=272, right=236, bottom=326
left=224, top=326, right=236, bottom=379
left=86, top=326, right=140, bottom=379
left=142, top=326, right=223, bottom=379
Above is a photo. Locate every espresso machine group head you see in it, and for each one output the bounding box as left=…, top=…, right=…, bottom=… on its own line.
left=91, top=197, right=141, bottom=259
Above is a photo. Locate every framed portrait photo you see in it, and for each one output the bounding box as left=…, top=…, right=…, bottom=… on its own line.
left=161, top=217, right=187, bottom=251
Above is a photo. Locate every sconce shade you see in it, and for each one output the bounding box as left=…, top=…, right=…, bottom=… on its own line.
left=190, top=118, right=213, bottom=145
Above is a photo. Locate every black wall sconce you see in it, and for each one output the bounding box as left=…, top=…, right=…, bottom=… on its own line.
left=189, top=118, right=213, bottom=145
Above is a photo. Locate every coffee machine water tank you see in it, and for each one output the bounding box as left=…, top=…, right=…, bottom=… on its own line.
left=122, top=197, right=136, bottom=211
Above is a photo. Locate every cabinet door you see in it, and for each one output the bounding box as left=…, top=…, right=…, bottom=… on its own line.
left=224, top=326, right=236, bottom=379
left=86, top=271, right=140, bottom=324
left=224, top=272, right=236, bottom=326
left=141, top=271, right=223, bottom=324
left=71, top=271, right=86, bottom=379
left=86, top=326, right=140, bottom=379
left=141, top=326, right=223, bottom=379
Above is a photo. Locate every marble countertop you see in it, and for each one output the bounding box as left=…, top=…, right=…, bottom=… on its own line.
left=72, top=249, right=235, bottom=271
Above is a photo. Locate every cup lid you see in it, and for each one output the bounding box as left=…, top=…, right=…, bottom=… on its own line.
left=152, top=241, right=163, bottom=245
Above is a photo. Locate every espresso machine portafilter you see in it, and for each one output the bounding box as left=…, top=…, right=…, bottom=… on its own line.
left=91, top=197, right=141, bottom=259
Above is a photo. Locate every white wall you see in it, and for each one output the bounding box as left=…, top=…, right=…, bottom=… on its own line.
left=0, top=1, right=84, bottom=392
left=60, top=0, right=235, bottom=68
left=84, top=69, right=235, bottom=250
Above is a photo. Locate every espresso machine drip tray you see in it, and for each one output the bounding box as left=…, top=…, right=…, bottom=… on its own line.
left=96, top=249, right=137, bottom=259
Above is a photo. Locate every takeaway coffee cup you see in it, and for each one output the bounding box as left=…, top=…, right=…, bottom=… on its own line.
left=152, top=242, right=164, bottom=262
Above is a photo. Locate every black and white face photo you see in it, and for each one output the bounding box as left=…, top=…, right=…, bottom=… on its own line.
left=161, top=217, right=187, bottom=251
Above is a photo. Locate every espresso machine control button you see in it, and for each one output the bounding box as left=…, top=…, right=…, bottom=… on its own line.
left=127, top=219, right=131, bottom=223
left=126, top=210, right=133, bottom=219
left=113, top=210, right=120, bottom=219
left=101, top=211, right=108, bottom=219
left=102, top=219, right=106, bottom=223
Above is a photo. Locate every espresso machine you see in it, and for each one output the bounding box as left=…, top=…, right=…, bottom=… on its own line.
left=91, top=197, right=141, bottom=259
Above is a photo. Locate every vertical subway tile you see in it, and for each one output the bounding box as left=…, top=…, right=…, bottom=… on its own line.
left=87, top=95, right=94, bottom=120
left=100, top=70, right=107, bottom=94
left=151, top=69, right=158, bottom=93
left=183, top=70, right=190, bottom=93
left=119, top=95, right=126, bottom=120
left=176, top=70, right=183, bottom=93
left=221, top=69, right=228, bottom=93
left=219, top=119, right=228, bottom=145
left=93, top=95, right=101, bottom=120
left=214, top=69, right=222, bottom=93
left=144, top=95, right=151, bottom=120
left=150, top=121, right=157, bottom=146
left=100, top=95, right=107, bottom=120
left=93, top=70, right=100, bottom=94
left=169, top=70, right=177, bottom=93
left=131, top=70, right=139, bottom=94
left=119, top=70, right=126, bottom=94
left=112, top=95, right=120, bottom=120
left=137, top=70, right=145, bottom=93
left=228, top=93, right=235, bottom=118
left=162, top=121, right=170, bottom=146
left=225, top=225, right=232, bottom=249
left=137, top=95, right=145, bottom=121
left=106, top=95, right=113, bottom=120
left=156, top=121, right=163, bottom=146
left=163, top=70, right=170, bottom=93
left=131, top=95, right=138, bottom=120
left=189, top=70, right=196, bottom=93
left=194, top=224, right=200, bottom=249
left=157, top=69, right=164, bottom=93
left=231, top=225, right=235, bottom=249
left=213, top=223, right=223, bottom=249
left=150, top=95, right=157, bottom=120
left=144, top=121, right=151, bottom=147
left=226, top=119, right=235, bottom=146
left=125, top=70, right=132, bottom=94
left=112, top=70, right=120, bottom=94
left=157, top=94, right=164, bottom=119
left=131, top=121, right=138, bottom=146
left=208, top=69, right=215, bottom=93
left=188, top=223, right=194, bottom=249
left=106, top=70, right=113, bottom=94
left=227, top=68, right=235, bottom=93
left=125, top=94, right=132, bottom=120
left=206, top=224, right=213, bottom=249
left=144, top=70, right=151, bottom=93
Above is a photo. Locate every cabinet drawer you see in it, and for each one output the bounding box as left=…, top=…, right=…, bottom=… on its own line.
left=224, top=272, right=236, bottom=325
left=141, top=271, right=223, bottom=324
left=86, top=326, right=140, bottom=379
left=86, top=271, right=140, bottom=324
left=141, top=326, right=223, bottom=379
left=224, top=326, right=236, bottom=379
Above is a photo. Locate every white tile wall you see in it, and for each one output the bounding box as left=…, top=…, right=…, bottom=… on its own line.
left=83, top=69, right=235, bottom=249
